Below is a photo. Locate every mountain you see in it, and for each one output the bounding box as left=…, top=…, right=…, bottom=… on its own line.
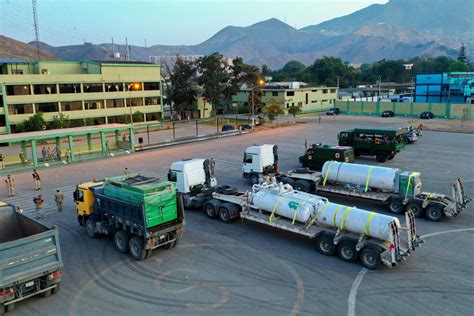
left=0, top=35, right=56, bottom=61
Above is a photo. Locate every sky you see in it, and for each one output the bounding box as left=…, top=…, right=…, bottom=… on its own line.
left=1, top=0, right=388, bottom=47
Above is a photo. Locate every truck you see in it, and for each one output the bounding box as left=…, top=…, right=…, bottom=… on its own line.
left=166, top=161, right=422, bottom=270
left=337, top=128, right=406, bottom=162
left=243, top=145, right=471, bottom=222
left=75, top=174, right=185, bottom=260
left=242, top=144, right=279, bottom=184
left=0, top=203, right=63, bottom=314
left=299, top=143, right=354, bottom=170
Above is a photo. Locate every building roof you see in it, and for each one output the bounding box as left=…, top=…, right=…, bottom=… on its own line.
left=0, top=58, right=27, bottom=64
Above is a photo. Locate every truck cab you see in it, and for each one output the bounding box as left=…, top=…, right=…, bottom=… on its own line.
left=299, top=143, right=354, bottom=170
left=242, top=144, right=279, bottom=184
left=75, top=181, right=103, bottom=225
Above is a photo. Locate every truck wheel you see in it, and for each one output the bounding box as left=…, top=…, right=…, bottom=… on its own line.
left=388, top=198, right=404, bottom=214
left=129, top=236, right=146, bottom=260
left=337, top=241, right=358, bottom=263
left=359, top=246, right=381, bottom=270
left=52, top=284, right=60, bottom=295
left=249, top=173, right=259, bottom=185
left=315, top=234, right=336, bottom=256
left=375, top=151, right=387, bottom=163
left=145, top=249, right=153, bottom=259
left=218, top=204, right=231, bottom=223
left=5, top=303, right=15, bottom=312
left=406, top=201, right=424, bottom=218
left=203, top=200, right=220, bottom=219
left=85, top=219, right=97, bottom=238
left=425, top=203, right=444, bottom=222
left=294, top=180, right=310, bottom=192
left=114, top=230, right=130, bottom=254
left=0, top=304, right=4, bottom=315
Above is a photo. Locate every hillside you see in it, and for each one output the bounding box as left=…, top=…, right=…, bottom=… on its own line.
left=0, top=35, right=56, bottom=61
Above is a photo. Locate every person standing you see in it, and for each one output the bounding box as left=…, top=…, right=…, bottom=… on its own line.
left=65, top=148, right=71, bottom=163
left=33, top=169, right=41, bottom=191
left=105, top=140, right=111, bottom=155
left=54, top=189, right=64, bottom=212
left=5, top=175, right=15, bottom=197
left=56, top=147, right=62, bottom=161
left=19, top=150, right=26, bottom=166
left=42, top=147, right=47, bottom=162
left=0, top=153, right=4, bottom=169
left=47, top=147, right=52, bottom=161
left=210, top=157, right=216, bottom=176
left=124, top=167, right=130, bottom=175
left=34, top=195, right=44, bottom=219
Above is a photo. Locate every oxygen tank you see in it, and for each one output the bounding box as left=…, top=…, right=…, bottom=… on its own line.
left=316, top=202, right=400, bottom=241
left=321, top=161, right=400, bottom=191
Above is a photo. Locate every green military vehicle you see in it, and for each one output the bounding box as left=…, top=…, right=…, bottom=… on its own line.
left=337, top=128, right=406, bottom=162
left=299, top=143, right=354, bottom=170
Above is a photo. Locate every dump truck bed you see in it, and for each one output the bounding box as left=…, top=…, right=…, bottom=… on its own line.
left=0, top=205, right=63, bottom=288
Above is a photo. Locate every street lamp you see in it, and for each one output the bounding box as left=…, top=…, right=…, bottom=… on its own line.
left=252, top=79, right=265, bottom=131
left=127, top=83, right=141, bottom=124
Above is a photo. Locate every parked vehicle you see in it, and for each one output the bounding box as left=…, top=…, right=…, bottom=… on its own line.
left=338, top=128, right=406, bottom=162
left=381, top=110, right=395, bottom=117
left=0, top=203, right=63, bottom=314
left=242, top=144, right=279, bottom=184
left=221, top=125, right=235, bottom=132
left=75, top=175, right=184, bottom=260
left=299, top=143, right=354, bottom=170
left=238, top=124, right=252, bottom=130
left=420, top=111, right=434, bottom=119
left=326, top=108, right=341, bottom=115
left=167, top=161, right=422, bottom=270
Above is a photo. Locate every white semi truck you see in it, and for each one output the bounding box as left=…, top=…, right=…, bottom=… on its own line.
left=168, top=158, right=422, bottom=270
left=243, top=145, right=471, bottom=222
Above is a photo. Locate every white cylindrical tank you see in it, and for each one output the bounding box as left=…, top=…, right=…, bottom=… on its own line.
left=252, top=183, right=327, bottom=223
left=321, top=161, right=400, bottom=191
left=316, top=202, right=400, bottom=241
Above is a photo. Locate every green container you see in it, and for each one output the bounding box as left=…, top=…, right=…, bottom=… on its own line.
left=299, top=144, right=354, bottom=171
left=104, top=174, right=177, bottom=228
left=399, top=171, right=420, bottom=198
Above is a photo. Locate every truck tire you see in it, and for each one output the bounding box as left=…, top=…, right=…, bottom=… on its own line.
left=5, top=303, right=15, bottom=313
left=114, top=230, right=130, bottom=254
left=129, top=236, right=146, bottom=260
left=218, top=204, right=232, bottom=223
left=388, top=197, right=404, bottom=214
left=375, top=151, right=387, bottom=163
left=294, top=180, right=310, bottom=192
left=85, top=219, right=97, bottom=238
left=406, top=201, right=424, bottom=218
left=0, top=303, right=4, bottom=315
left=52, top=284, right=60, bottom=295
left=315, top=234, right=336, bottom=256
left=425, top=203, right=444, bottom=222
left=337, top=240, right=358, bottom=263
left=203, top=200, right=221, bottom=219
left=249, top=173, right=259, bottom=185
left=359, top=246, right=381, bottom=270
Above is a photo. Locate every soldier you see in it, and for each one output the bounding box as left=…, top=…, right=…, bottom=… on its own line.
left=19, top=150, right=26, bottom=166
left=32, top=169, right=41, bottom=191
left=105, top=140, right=111, bottom=155
left=5, top=175, right=15, bottom=197
left=210, top=157, right=216, bottom=176
left=124, top=167, right=130, bottom=175
left=54, top=189, right=64, bottom=212
left=34, top=195, right=44, bottom=219
left=0, top=152, right=4, bottom=169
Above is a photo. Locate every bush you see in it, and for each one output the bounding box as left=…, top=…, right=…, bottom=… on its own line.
left=17, top=113, right=46, bottom=132
left=49, top=113, right=70, bottom=129
left=263, top=99, right=284, bottom=122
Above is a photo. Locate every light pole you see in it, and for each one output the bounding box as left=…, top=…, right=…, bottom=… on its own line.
left=378, top=76, right=382, bottom=101
left=128, top=83, right=140, bottom=124
left=252, top=79, right=265, bottom=131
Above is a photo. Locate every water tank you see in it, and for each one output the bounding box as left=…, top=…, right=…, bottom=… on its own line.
left=321, top=161, right=399, bottom=191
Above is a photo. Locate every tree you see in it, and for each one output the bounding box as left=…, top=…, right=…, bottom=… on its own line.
left=263, top=99, right=284, bottom=122
left=225, top=57, right=262, bottom=104
left=287, top=104, right=302, bottom=119
left=49, top=113, right=70, bottom=129
left=447, top=61, right=470, bottom=72
left=168, top=56, right=198, bottom=117
left=196, top=52, right=229, bottom=112
left=81, top=118, right=94, bottom=126
left=457, top=44, right=469, bottom=64
left=307, top=56, right=353, bottom=87
left=18, top=113, right=46, bottom=132
left=261, top=64, right=270, bottom=77
left=132, top=111, right=145, bottom=123
left=271, top=60, right=307, bottom=82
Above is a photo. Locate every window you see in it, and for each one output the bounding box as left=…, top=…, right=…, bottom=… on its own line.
left=243, top=153, right=253, bottom=164
left=9, top=104, right=34, bottom=115
left=84, top=83, right=104, bottom=93
left=11, top=69, right=23, bottom=74
left=286, top=91, right=295, bottom=96
left=146, top=113, right=159, bottom=121
left=145, top=97, right=159, bottom=105
left=272, top=91, right=278, bottom=96
left=330, top=89, right=336, bottom=93
left=0, top=115, right=5, bottom=126
left=125, top=82, right=142, bottom=91
left=77, top=190, right=85, bottom=202
left=305, top=93, right=308, bottom=104
left=84, top=100, right=103, bottom=110
left=128, top=98, right=143, bottom=107
left=36, top=102, right=58, bottom=113
left=143, top=82, right=160, bottom=91
left=33, top=84, right=57, bottom=94
left=323, top=89, right=328, bottom=94
left=6, top=85, right=31, bottom=96
left=106, top=99, right=125, bottom=108
left=59, top=84, right=80, bottom=93
left=105, top=83, right=124, bottom=92
left=61, top=101, right=82, bottom=111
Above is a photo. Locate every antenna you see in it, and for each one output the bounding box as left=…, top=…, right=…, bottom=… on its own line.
left=32, top=0, right=41, bottom=60
left=144, top=38, right=147, bottom=47
left=125, top=37, right=129, bottom=61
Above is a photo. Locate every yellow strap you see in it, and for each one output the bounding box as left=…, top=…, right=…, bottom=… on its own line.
left=339, top=207, right=352, bottom=230
left=364, top=212, right=377, bottom=236
left=364, top=166, right=374, bottom=192
left=269, top=196, right=283, bottom=224
left=308, top=203, right=330, bottom=227
left=292, top=209, right=298, bottom=225
left=332, top=206, right=341, bottom=228
left=405, top=172, right=416, bottom=199
left=323, top=161, right=336, bottom=186
left=426, top=193, right=434, bottom=199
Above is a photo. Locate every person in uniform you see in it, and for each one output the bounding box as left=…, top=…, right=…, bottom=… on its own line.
left=33, top=169, right=41, bottom=191
left=34, top=195, right=44, bottom=219
left=19, top=150, right=26, bottom=166
left=210, top=157, right=216, bottom=176
left=0, top=153, right=4, bottom=169
left=54, top=189, right=64, bottom=212
left=5, top=175, right=15, bottom=197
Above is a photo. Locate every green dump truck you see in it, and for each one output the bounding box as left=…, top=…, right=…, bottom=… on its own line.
left=338, top=128, right=406, bottom=162
left=299, top=143, right=354, bottom=170
left=75, top=174, right=185, bottom=260
left=0, top=203, right=63, bottom=314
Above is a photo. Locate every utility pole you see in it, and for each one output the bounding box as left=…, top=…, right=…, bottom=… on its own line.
left=251, top=89, right=255, bottom=131
left=410, top=77, right=414, bottom=102
left=378, top=75, right=382, bottom=100
left=125, top=37, right=129, bottom=61
left=32, top=0, right=41, bottom=61
left=111, top=37, right=115, bottom=60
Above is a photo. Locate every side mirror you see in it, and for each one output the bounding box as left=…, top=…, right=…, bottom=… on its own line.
left=337, top=134, right=340, bottom=140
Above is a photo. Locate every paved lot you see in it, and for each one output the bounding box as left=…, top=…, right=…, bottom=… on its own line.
left=4, top=116, right=473, bottom=315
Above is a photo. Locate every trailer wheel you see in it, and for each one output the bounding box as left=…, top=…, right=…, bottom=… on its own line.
left=114, top=230, right=130, bottom=254
left=388, top=198, right=404, bottom=214
left=218, top=204, right=232, bottom=223
left=203, top=200, right=220, bottom=219
left=375, top=151, right=387, bottom=163
left=337, top=241, right=358, bottom=262
left=85, top=219, right=97, bottom=238
left=406, top=201, right=424, bottom=218
left=425, top=203, right=444, bottom=222
left=360, top=246, right=381, bottom=270
left=315, top=234, right=336, bottom=256
left=129, top=236, right=146, bottom=260
left=294, top=180, right=310, bottom=192
left=249, top=173, right=259, bottom=185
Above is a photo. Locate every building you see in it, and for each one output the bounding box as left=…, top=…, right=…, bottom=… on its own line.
left=415, top=72, right=474, bottom=104
left=231, top=82, right=338, bottom=114
left=0, top=60, right=163, bottom=134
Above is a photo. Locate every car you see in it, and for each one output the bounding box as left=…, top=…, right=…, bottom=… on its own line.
left=326, top=108, right=341, bottom=115
left=381, top=110, right=395, bottom=117
left=221, top=124, right=235, bottom=132
left=420, top=111, right=434, bottom=119
left=238, top=124, right=252, bottom=130
left=405, top=131, right=418, bottom=144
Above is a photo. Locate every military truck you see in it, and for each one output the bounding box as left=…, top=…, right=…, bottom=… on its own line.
left=0, top=203, right=63, bottom=314
left=337, top=128, right=406, bottom=162
left=299, top=143, right=354, bottom=170
left=75, top=174, right=185, bottom=260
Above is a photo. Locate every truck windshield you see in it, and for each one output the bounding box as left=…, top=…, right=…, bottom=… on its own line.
left=243, top=153, right=253, bottom=163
